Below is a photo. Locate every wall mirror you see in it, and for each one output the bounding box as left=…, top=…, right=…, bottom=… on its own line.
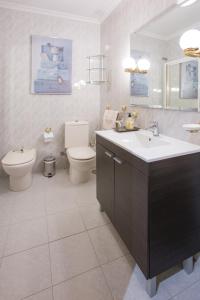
left=129, top=0, right=200, bottom=111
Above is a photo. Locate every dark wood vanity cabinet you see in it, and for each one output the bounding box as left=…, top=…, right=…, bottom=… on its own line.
left=96, top=135, right=149, bottom=277
left=96, top=135, right=200, bottom=280
left=96, top=143, right=114, bottom=222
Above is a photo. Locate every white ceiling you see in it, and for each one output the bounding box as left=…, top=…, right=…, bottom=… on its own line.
left=139, top=0, right=200, bottom=40
left=0, top=0, right=122, bottom=23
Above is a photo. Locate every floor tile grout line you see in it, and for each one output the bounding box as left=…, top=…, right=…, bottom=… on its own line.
left=77, top=205, right=90, bottom=232
left=100, top=264, right=115, bottom=300
left=86, top=220, right=112, bottom=232
left=49, top=238, right=128, bottom=290
left=86, top=223, right=129, bottom=267
left=51, top=265, right=106, bottom=289
left=50, top=285, right=54, bottom=300
left=1, top=172, right=181, bottom=300
left=86, top=228, right=115, bottom=300
left=100, top=253, right=132, bottom=268
left=2, top=235, right=128, bottom=285
left=85, top=229, right=101, bottom=266
left=21, top=286, right=53, bottom=300
left=1, top=225, right=10, bottom=259
left=0, top=238, right=126, bottom=299
left=4, top=237, right=200, bottom=300
left=1, top=241, right=50, bottom=259
left=1, top=223, right=113, bottom=260
left=45, top=216, right=55, bottom=300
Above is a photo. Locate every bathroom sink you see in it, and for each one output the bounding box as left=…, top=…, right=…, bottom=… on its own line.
left=182, top=124, right=200, bottom=133
left=133, top=132, right=170, bottom=148
left=119, top=132, right=170, bottom=148
left=96, top=129, right=200, bottom=162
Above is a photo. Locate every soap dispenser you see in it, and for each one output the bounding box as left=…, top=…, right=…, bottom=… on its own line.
left=120, top=105, right=127, bottom=127
left=125, top=113, right=134, bottom=130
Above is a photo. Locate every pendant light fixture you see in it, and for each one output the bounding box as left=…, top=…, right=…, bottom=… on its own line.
left=179, top=29, right=200, bottom=57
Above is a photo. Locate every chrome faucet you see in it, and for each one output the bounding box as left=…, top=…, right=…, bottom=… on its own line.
left=148, top=121, right=160, bottom=136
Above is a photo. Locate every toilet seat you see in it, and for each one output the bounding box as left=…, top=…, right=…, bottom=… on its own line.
left=67, top=147, right=95, bottom=160
left=2, top=149, right=36, bottom=166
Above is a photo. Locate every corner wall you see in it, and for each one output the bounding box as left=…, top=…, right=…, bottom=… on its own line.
left=100, top=0, right=200, bottom=145
left=0, top=8, right=100, bottom=174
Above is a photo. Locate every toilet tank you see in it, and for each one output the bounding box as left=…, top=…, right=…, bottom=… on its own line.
left=65, top=121, right=89, bottom=148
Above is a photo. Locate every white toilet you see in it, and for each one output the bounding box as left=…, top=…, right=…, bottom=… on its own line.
left=65, top=121, right=96, bottom=184
left=1, top=148, right=36, bottom=191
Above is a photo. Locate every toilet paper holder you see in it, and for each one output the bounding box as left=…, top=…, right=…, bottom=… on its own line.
left=43, top=128, right=54, bottom=143
left=45, top=127, right=52, bottom=134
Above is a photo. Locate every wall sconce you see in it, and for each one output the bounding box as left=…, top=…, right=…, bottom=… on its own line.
left=179, top=29, right=200, bottom=57
left=122, top=57, right=150, bottom=73
left=73, top=80, right=87, bottom=90
left=122, top=57, right=137, bottom=72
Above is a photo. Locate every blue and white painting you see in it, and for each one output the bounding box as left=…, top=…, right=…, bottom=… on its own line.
left=31, top=35, right=72, bottom=94
left=180, top=60, right=198, bottom=99
left=130, top=50, right=149, bottom=97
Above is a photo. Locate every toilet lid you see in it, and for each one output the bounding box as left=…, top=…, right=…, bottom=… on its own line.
left=2, top=149, right=36, bottom=166
left=67, top=147, right=96, bottom=160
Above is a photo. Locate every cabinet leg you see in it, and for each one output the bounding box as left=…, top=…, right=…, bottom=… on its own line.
left=146, top=277, right=157, bottom=298
left=99, top=204, right=104, bottom=212
left=183, top=257, right=193, bottom=274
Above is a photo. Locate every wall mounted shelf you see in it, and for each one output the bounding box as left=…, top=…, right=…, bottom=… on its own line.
left=86, top=55, right=107, bottom=85
left=182, top=124, right=200, bottom=133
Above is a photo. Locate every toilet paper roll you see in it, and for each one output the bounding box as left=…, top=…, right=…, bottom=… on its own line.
left=43, top=131, right=54, bottom=143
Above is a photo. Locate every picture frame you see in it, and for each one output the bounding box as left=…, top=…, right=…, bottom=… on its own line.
left=31, top=35, right=72, bottom=94
left=180, top=60, right=198, bottom=99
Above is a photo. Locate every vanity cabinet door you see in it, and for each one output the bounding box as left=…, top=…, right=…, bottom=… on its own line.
left=96, top=143, right=114, bottom=222
left=114, top=156, right=149, bottom=277
left=114, top=157, right=132, bottom=248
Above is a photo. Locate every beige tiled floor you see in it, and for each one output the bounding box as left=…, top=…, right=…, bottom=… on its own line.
left=50, top=232, right=99, bottom=284
left=0, top=170, right=200, bottom=299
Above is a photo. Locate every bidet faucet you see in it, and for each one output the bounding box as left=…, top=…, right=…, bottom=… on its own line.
left=147, top=121, right=160, bottom=136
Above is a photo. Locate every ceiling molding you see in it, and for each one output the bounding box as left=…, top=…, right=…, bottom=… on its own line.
left=0, top=0, right=100, bottom=24
left=138, top=30, right=168, bottom=41
left=167, top=20, right=200, bottom=40
left=139, top=20, right=200, bottom=42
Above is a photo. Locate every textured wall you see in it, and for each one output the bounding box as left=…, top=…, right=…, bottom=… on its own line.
left=0, top=8, right=100, bottom=174
left=100, top=0, right=200, bottom=145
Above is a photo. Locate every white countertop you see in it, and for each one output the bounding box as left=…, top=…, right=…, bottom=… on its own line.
left=96, top=129, right=200, bottom=162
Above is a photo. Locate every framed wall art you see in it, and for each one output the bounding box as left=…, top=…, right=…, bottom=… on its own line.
left=31, top=35, right=72, bottom=94
left=180, top=60, right=198, bottom=99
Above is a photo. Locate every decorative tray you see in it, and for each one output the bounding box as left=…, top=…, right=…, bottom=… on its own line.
left=114, top=127, right=140, bottom=133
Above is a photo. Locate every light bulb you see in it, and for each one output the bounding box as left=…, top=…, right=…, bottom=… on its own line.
left=179, top=29, right=200, bottom=50
left=137, top=58, right=150, bottom=72
left=79, top=80, right=86, bottom=86
left=122, top=57, right=136, bottom=72
left=180, top=0, right=197, bottom=7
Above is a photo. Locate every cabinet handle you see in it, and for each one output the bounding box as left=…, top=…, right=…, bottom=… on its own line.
left=113, top=157, right=123, bottom=165
left=105, top=151, right=113, bottom=159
